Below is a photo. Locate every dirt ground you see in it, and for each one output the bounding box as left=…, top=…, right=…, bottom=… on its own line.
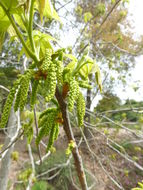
left=0, top=128, right=143, bottom=190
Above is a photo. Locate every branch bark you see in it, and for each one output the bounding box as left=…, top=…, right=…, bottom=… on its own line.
left=0, top=107, right=19, bottom=190
left=55, top=87, right=88, bottom=190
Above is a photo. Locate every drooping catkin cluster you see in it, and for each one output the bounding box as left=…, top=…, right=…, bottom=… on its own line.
left=68, top=78, right=79, bottom=112
left=39, top=49, right=57, bottom=102
left=14, top=70, right=33, bottom=112
left=54, top=60, right=63, bottom=84
left=0, top=79, right=20, bottom=128
left=76, top=92, right=85, bottom=127
left=36, top=108, right=60, bottom=151
left=30, top=80, right=39, bottom=109
left=40, top=49, right=52, bottom=72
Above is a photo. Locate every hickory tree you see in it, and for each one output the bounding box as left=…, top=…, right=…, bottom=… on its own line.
left=0, top=0, right=102, bottom=189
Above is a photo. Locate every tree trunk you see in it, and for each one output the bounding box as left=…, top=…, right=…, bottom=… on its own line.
left=55, top=87, right=88, bottom=190
left=0, top=107, right=18, bottom=190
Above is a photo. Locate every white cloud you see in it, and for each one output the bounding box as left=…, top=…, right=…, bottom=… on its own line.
left=128, top=0, right=143, bottom=35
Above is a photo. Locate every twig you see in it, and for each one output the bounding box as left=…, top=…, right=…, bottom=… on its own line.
left=0, top=85, right=9, bottom=92
left=57, top=0, right=73, bottom=11
left=85, top=124, right=143, bottom=172
left=35, top=151, right=51, bottom=165
left=26, top=144, right=35, bottom=190
left=80, top=128, right=124, bottom=190
left=93, top=0, right=122, bottom=39
left=33, top=107, right=42, bottom=164
left=0, top=131, right=24, bottom=160
left=85, top=109, right=143, bottom=139
left=107, top=139, right=143, bottom=171
left=37, top=154, right=72, bottom=179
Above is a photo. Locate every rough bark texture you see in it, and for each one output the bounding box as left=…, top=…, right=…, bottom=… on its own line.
left=0, top=107, right=18, bottom=190
left=55, top=87, right=88, bottom=190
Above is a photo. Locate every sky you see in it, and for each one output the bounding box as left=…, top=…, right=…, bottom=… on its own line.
left=128, top=0, right=143, bottom=36
left=118, top=0, right=143, bottom=101
left=59, top=0, right=143, bottom=104
left=89, top=0, right=143, bottom=108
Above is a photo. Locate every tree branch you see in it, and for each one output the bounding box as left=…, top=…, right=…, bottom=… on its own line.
left=55, top=87, right=88, bottom=190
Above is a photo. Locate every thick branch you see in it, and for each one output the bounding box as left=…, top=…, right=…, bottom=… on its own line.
left=55, top=87, right=88, bottom=190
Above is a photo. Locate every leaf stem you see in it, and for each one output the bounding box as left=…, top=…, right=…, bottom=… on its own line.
left=0, top=1, right=39, bottom=63
left=28, top=0, right=36, bottom=54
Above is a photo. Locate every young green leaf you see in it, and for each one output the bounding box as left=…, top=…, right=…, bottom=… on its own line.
left=38, top=0, right=46, bottom=23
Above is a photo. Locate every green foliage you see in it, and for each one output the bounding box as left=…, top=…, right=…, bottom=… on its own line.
left=95, top=3, right=106, bottom=16
left=65, top=140, right=76, bottom=155
left=84, top=12, right=92, bottom=23
left=36, top=0, right=61, bottom=22
left=35, top=150, right=94, bottom=190
left=32, top=181, right=54, bottom=190
left=132, top=181, right=143, bottom=190
left=95, top=92, right=121, bottom=113
left=18, top=168, right=33, bottom=183
left=11, top=151, right=19, bottom=161
left=36, top=150, right=75, bottom=190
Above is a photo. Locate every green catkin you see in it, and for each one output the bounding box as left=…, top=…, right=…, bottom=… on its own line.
left=36, top=109, right=58, bottom=146
left=46, top=124, right=57, bottom=152
left=77, top=92, right=85, bottom=127
left=38, top=115, right=48, bottom=128
left=40, top=49, right=52, bottom=72
left=0, top=79, right=20, bottom=128
left=55, top=60, right=63, bottom=84
left=30, top=80, right=39, bottom=109
left=36, top=125, right=48, bottom=145
left=14, top=86, right=21, bottom=112
left=68, top=78, right=79, bottom=112
left=19, top=71, right=32, bottom=111
left=59, top=51, right=63, bottom=61
left=39, top=107, right=57, bottom=119
left=46, top=61, right=57, bottom=102
left=23, top=122, right=33, bottom=144
left=54, top=123, right=59, bottom=140
left=79, top=80, right=92, bottom=89
left=37, top=116, right=53, bottom=145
